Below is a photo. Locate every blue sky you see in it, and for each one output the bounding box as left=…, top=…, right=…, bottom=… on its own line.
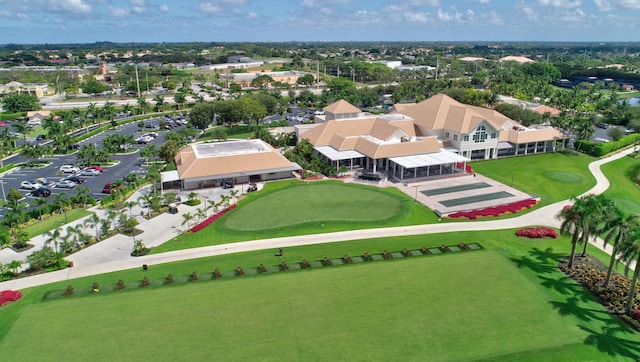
left=0, top=0, right=639, bottom=44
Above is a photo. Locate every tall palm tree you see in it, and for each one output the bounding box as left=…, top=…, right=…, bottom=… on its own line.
left=557, top=196, right=589, bottom=269
left=153, top=94, right=164, bottom=112
left=181, top=212, right=194, bottom=231
left=66, top=224, right=85, bottom=250
left=75, top=186, right=91, bottom=208
left=578, top=194, right=617, bottom=257
left=87, top=213, right=101, bottom=242
left=125, top=200, right=138, bottom=217
left=31, top=196, right=49, bottom=221
left=618, top=229, right=640, bottom=314
left=602, top=213, right=639, bottom=287
left=44, top=228, right=62, bottom=267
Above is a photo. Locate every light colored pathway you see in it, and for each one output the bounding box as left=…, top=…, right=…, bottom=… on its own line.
left=0, top=147, right=637, bottom=290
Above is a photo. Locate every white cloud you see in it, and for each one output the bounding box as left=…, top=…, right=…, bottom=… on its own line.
left=536, top=0, right=582, bottom=7
left=130, top=0, right=145, bottom=5
left=49, top=0, right=92, bottom=14
left=199, top=2, right=223, bottom=13
left=109, top=6, right=130, bottom=17
left=613, top=0, right=640, bottom=8
left=595, top=0, right=612, bottom=11
left=247, top=11, right=257, bottom=18
left=410, top=0, right=441, bottom=6
left=158, top=4, right=169, bottom=12
left=405, top=11, right=429, bottom=22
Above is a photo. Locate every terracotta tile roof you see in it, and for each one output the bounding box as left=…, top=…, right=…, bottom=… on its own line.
left=323, top=99, right=361, bottom=114
left=175, top=140, right=299, bottom=179
left=531, top=105, right=561, bottom=116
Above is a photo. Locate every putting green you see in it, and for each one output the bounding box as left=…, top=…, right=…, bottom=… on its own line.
left=225, top=184, right=402, bottom=231
left=543, top=170, right=583, bottom=183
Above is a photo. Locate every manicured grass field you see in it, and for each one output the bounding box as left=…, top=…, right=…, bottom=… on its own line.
left=2, top=231, right=639, bottom=360
left=225, top=184, right=402, bottom=230
left=471, top=152, right=597, bottom=206
left=601, top=153, right=640, bottom=214
left=152, top=180, right=438, bottom=253
left=24, top=209, right=93, bottom=238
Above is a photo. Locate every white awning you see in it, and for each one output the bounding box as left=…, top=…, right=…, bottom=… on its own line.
left=315, top=146, right=365, bottom=161
left=389, top=150, right=468, bottom=169
left=161, top=170, right=180, bottom=183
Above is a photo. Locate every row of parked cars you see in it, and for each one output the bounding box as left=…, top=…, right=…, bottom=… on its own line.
left=20, top=164, right=104, bottom=197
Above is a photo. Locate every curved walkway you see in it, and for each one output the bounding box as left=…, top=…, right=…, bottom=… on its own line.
left=0, top=147, right=636, bottom=290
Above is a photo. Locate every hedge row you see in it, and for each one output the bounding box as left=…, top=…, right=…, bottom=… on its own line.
left=575, top=133, right=640, bottom=157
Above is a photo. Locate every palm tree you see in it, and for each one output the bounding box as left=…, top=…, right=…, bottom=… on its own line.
left=578, top=194, right=617, bottom=257
left=138, top=193, right=155, bottom=219
left=229, top=189, right=240, bottom=205
left=181, top=212, right=194, bottom=231
left=208, top=199, right=219, bottom=214
left=618, top=229, right=640, bottom=314
left=125, top=200, right=138, bottom=217
left=174, top=92, right=186, bottom=110
left=195, top=207, right=206, bottom=223
left=220, top=194, right=231, bottom=208
left=153, top=94, right=165, bottom=112
left=87, top=213, right=101, bottom=242
left=6, top=260, right=23, bottom=276
left=31, top=196, right=49, bottom=221
left=66, top=224, right=85, bottom=250
left=557, top=196, right=589, bottom=269
left=44, top=228, right=62, bottom=268
left=75, top=186, right=91, bottom=208
left=105, top=209, right=119, bottom=232
left=602, top=213, right=639, bottom=287
left=102, top=101, right=116, bottom=122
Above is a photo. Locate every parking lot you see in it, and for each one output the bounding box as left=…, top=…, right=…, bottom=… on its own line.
left=0, top=116, right=186, bottom=218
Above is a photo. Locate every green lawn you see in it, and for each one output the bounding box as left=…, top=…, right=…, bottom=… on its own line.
left=471, top=152, right=597, bottom=206
left=601, top=153, right=640, bottom=214
left=152, top=180, right=438, bottom=253
left=24, top=209, right=93, bottom=238
left=225, top=184, right=402, bottom=230
left=2, top=230, right=639, bottom=360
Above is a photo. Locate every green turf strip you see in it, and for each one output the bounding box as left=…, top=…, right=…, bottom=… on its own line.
left=421, top=181, right=491, bottom=196
left=439, top=191, right=514, bottom=207
left=3, top=251, right=633, bottom=361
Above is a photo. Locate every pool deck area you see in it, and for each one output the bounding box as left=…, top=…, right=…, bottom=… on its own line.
left=391, top=173, right=536, bottom=217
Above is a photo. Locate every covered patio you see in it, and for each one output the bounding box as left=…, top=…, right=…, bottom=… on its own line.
left=388, top=151, right=470, bottom=181
left=315, top=146, right=366, bottom=172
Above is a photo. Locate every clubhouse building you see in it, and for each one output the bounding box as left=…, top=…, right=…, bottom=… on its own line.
left=173, top=139, right=300, bottom=190
left=297, top=94, right=567, bottom=182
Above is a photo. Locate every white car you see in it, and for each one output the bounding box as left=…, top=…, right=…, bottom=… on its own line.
left=59, top=165, right=80, bottom=173
left=77, top=168, right=100, bottom=176
left=54, top=180, right=76, bottom=188
left=21, top=180, right=43, bottom=190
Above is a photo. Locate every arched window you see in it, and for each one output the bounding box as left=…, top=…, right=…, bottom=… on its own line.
left=473, top=125, right=488, bottom=143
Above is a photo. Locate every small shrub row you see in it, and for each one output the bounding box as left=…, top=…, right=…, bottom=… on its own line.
left=0, top=290, right=23, bottom=306
left=47, top=243, right=483, bottom=299
left=515, top=227, right=558, bottom=238
left=575, top=134, right=640, bottom=157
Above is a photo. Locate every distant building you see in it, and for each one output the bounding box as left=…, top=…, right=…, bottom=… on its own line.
left=228, top=55, right=254, bottom=63
left=220, top=70, right=310, bottom=88
left=0, top=81, right=50, bottom=96
left=499, top=56, right=535, bottom=64
left=459, top=57, right=488, bottom=62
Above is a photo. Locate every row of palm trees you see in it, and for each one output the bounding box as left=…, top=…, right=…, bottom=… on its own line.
left=557, top=194, right=640, bottom=314
left=181, top=190, right=239, bottom=230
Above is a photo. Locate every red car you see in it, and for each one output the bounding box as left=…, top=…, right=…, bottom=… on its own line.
left=102, top=182, right=123, bottom=194
left=85, top=165, right=104, bottom=172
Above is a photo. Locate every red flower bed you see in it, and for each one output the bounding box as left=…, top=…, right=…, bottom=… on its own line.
left=515, top=227, right=558, bottom=239
left=191, top=205, right=237, bottom=233
left=455, top=162, right=474, bottom=174
left=447, top=199, right=538, bottom=219
left=0, top=290, right=23, bottom=306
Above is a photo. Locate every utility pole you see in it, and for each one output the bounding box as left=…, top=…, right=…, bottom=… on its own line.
left=316, top=61, right=319, bottom=87
left=135, top=65, right=141, bottom=98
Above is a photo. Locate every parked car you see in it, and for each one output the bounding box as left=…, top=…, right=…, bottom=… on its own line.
left=84, top=165, right=104, bottom=172
left=54, top=180, right=76, bottom=188
left=35, top=177, right=49, bottom=185
left=31, top=188, right=51, bottom=197
left=59, top=164, right=80, bottom=173
left=63, top=175, right=85, bottom=184
left=78, top=168, right=100, bottom=176
left=21, top=180, right=42, bottom=190
left=102, top=182, right=123, bottom=194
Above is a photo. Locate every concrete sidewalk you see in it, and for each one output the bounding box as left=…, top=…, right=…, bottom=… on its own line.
left=0, top=148, right=637, bottom=290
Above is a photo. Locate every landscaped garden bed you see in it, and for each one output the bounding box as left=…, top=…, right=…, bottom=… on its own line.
left=559, top=255, right=640, bottom=331
left=447, top=199, right=538, bottom=219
